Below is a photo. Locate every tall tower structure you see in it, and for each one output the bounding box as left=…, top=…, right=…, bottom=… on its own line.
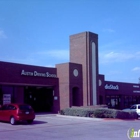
left=70, top=31, right=99, bottom=106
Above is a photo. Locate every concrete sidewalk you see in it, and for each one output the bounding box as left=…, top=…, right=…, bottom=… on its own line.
left=35, top=112, right=103, bottom=121
left=56, top=114, right=103, bottom=121
left=35, top=113, right=138, bottom=121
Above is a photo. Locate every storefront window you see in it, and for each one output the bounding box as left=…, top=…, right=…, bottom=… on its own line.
left=106, top=95, right=140, bottom=109
left=106, top=96, right=110, bottom=107
left=124, top=96, right=129, bottom=108
left=0, top=86, right=2, bottom=105
left=123, top=96, right=140, bottom=108
left=132, top=97, right=137, bottom=104
left=1, top=86, right=14, bottom=105
left=129, top=96, right=132, bottom=105
left=106, top=95, right=120, bottom=109
left=111, top=97, right=116, bottom=108
left=137, top=96, right=140, bottom=104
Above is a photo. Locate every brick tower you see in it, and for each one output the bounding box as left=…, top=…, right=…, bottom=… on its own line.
left=70, top=31, right=99, bottom=106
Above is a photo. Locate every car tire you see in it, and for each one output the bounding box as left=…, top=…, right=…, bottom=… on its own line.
left=10, top=117, right=16, bottom=125
left=27, top=120, right=33, bottom=124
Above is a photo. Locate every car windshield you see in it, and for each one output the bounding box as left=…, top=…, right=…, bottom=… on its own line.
left=19, top=105, right=32, bottom=110
left=130, top=106, right=136, bottom=109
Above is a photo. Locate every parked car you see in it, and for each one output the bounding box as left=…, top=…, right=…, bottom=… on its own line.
left=123, top=104, right=140, bottom=117
left=0, top=103, right=35, bottom=125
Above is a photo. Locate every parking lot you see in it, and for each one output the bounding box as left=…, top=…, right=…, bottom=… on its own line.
left=0, top=114, right=140, bottom=140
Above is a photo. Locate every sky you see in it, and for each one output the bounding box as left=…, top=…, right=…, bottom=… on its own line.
left=0, top=0, right=140, bottom=83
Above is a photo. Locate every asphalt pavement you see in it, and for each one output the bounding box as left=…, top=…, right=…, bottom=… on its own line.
left=0, top=113, right=139, bottom=140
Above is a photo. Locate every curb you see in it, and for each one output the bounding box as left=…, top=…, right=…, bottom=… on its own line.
left=56, top=114, right=103, bottom=121
left=103, top=118, right=138, bottom=121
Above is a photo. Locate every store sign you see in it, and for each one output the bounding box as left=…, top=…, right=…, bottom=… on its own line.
left=133, top=85, right=140, bottom=88
left=3, top=94, right=11, bottom=104
left=21, top=70, right=57, bottom=78
left=133, top=91, right=140, bottom=93
left=105, top=84, right=119, bottom=90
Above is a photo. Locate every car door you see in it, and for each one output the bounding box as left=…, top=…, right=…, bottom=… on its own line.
left=137, top=105, right=140, bottom=115
left=7, top=105, right=17, bottom=119
left=130, top=105, right=136, bottom=112
left=0, top=104, right=8, bottom=121
left=0, top=105, right=3, bottom=120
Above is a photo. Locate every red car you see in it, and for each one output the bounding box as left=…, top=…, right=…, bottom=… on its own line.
left=0, top=103, right=35, bottom=125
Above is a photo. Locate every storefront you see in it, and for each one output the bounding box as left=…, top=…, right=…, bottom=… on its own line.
left=0, top=61, right=59, bottom=113
left=1, top=31, right=140, bottom=112
left=99, top=75, right=140, bottom=109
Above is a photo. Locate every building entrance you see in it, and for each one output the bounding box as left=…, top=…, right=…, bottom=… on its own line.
left=24, top=86, right=53, bottom=112
left=106, top=95, right=121, bottom=109
left=72, top=87, right=81, bottom=106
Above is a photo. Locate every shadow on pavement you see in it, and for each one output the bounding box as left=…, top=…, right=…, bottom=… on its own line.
left=32, top=120, right=48, bottom=125
left=15, top=120, right=48, bottom=125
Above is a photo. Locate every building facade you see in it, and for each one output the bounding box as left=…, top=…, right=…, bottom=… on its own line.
left=0, top=61, right=59, bottom=112
left=0, top=31, right=140, bottom=112
left=99, top=74, right=140, bottom=109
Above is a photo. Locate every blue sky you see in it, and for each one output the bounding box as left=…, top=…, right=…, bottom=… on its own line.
left=0, top=0, right=140, bottom=83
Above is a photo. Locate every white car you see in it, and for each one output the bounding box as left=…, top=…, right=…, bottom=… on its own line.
left=123, top=104, right=140, bottom=117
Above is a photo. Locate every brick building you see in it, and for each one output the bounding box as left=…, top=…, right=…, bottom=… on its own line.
left=0, top=31, right=140, bottom=113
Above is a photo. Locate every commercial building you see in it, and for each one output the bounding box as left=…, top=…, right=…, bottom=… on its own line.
left=99, top=74, right=140, bottom=109
left=0, top=31, right=140, bottom=113
left=0, top=62, right=59, bottom=112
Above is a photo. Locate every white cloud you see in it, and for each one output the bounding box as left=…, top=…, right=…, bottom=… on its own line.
left=36, top=50, right=69, bottom=60
left=0, top=49, right=69, bottom=67
left=99, top=51, right=140, bottom=64
left=136, top=51, right=140, bottom=55
left=45, top=64, right=55, bottom=68
left=106, top=70, right=122, bottom=75
left=0, top=29, right=7, bottom=39
left=105, top=51, right=133, bottom=60
left=132, top=67, right=140, bottom=71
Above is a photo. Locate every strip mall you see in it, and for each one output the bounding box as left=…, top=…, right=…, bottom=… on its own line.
left=0, top=31, right=139, bottom=112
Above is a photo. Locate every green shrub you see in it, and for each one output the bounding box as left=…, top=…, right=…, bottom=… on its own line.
left=93, top=108, right=116, bottom=118
left=59, top=107, right=138, bottom=119
left=116, top=110, right=138, bottom=119
left=93, top=109, right=137, bottom=119
left=59, top=107, right=94, bottom=117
